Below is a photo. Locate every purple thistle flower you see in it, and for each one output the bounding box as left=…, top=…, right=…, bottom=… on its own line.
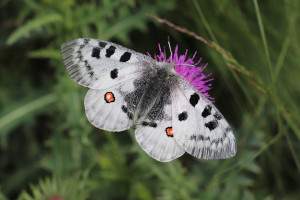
left=147, top=44, right=214, bottom=101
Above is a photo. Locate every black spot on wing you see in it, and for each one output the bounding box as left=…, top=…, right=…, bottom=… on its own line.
left=127, top=112, right=133, bottom=120
left=120, top=52, right=131, bottom=62
left=141, top=121, right=148, bottom=126
left=84, top=39, right=90, bottom=43
left=110, top=69, right=118, bottom=79
left=148, top=122, right=157, bottom=128
left=224, top=127, right=232, bottom=137
left=225, top=127, right=232, bottom=133
left=121, top=105, right=133, bottom=120
left=205, top=119, right=218, bottom=131
left=189, top=93, right=200, bottom=107
left=85, top=65, right=92, bottom=72
left=83, top=65, right=93, bottom=81
left=99, top=41, right=107, bottom=48
left=214, top=112, right=222, bottom=120
left=88, top=71, right=94, bottom=78
left=121, top=105, right=128, bottom=113
left=91, top=47, right=100, bottom=58
left=106, top=46, right=116, bottom=58
left=202, top=105, right=212, bottom=118
left=141, top=121, right=157, bottom=128
left=178, top=111, right=188, bottom=121
left=190, top=134, right=210, bottom=141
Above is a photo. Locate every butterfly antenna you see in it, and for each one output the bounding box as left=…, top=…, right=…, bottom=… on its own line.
left=168, top=36, right=173, bottom=62
left=179, top=63, right=197, bottom=67
left=163, top=46, right=167, bottom=62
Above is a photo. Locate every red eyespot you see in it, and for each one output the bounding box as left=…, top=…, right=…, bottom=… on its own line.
left=166, top=127, right=173, bottom=137
left=104, top=92, right=115, bottom=103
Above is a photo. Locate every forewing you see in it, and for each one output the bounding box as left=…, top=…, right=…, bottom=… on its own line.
left=84, top=78, right=138, bottom=132
left=61, top=38, right=154, bottom=89
left=171, top=78, right=236, bottom=159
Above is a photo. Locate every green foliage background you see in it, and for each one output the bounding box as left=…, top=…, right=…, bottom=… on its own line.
left=1, top=0, right=300, bottom=199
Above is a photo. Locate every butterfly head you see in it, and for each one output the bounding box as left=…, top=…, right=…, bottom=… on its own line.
left=155, top=61, right=177, bottom=80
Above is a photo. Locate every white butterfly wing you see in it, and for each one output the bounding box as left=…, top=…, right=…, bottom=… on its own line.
left=62, top=38, right=236, bottom=161
left=61, top=38, right=154, bottom=90
left=135, top=104, right=185, bottom=162
left=171, top=78, right=236, bottom=159
left=84, top=78, right=138, bottom=132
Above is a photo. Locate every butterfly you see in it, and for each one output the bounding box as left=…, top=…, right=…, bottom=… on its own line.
left=61, top=38, right=237, bottom=162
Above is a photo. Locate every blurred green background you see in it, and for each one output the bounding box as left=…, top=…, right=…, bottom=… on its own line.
left=1, top=0, right=300, bottom=199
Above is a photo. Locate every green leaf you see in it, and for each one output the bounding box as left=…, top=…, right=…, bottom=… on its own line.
left=28, top=48, right=61, bottom=60
left=0, top=93, right=57, bottom=146
left=6, top=13, right=62, bottom=45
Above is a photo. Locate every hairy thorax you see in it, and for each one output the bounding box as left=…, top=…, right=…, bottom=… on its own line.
left=124, top=62, right=179, bottom=122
